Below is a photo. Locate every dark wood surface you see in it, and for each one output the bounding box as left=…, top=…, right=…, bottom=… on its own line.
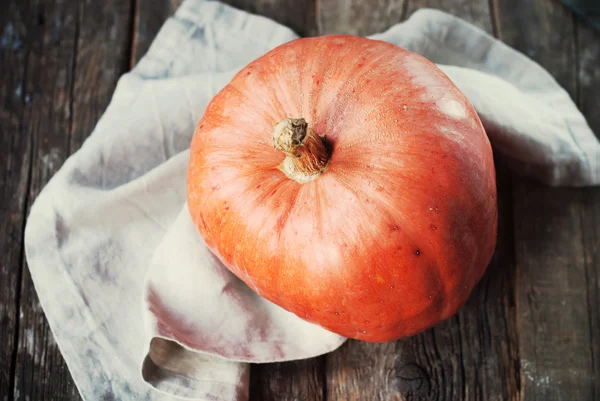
left=0, top=0, right=598, bottom=400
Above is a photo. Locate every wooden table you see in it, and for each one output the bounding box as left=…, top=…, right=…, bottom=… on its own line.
left=1, top=0, right=598, bottom=400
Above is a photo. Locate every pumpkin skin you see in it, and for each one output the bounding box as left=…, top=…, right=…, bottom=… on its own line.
left=187, top=35, right=497, bottom=342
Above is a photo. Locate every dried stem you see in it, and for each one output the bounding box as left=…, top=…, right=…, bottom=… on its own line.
left=273, top=118, right=330, bottom=183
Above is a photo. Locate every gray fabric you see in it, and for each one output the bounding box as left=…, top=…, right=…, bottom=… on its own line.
left=24, top=1, right=599, bottom=400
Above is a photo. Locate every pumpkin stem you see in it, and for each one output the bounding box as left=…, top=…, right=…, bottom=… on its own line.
left=272, top=118, right=331, bottom=183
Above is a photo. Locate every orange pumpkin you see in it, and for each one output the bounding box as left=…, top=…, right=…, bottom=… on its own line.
left=187, top=35, right=497, bottom=342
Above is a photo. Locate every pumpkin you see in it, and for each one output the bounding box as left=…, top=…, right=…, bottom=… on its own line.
left=187, top=35, right=497, bottom=342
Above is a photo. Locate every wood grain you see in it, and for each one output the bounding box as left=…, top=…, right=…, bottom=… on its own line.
left=249, top=359, right=325, bottom=401
left=575, top=9, right=600, bottom=400
left=577, top=8, right=600, bottom=134
left=492, top=0, right=600, bottom=400
left=10, top=0, right=133, bottom=400
left=511, top=179, right=597, bottom=401
left=577, top=17, right=600, bottom=399
left=3, top=0, right=82, bottom=397
left=575, top=7, right=600, bottom=400
left=320, top=1, right=521, bottom=400
left=221, top=0, right=318, bottom=36
left=317, top=0, right=407, bottom=36
left=0, top=1, right=34, bottom=398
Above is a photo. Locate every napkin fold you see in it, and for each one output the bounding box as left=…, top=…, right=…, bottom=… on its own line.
left=24, top=0, right=599, bottom=400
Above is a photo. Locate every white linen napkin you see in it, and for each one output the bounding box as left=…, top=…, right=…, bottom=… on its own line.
left=24, top=0, right=599, bottom=400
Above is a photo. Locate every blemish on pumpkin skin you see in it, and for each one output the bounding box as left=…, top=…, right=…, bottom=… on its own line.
left=415, top=249, right=421, bottom=255
left=430, top=224, right=437, bottom=230
left=392, top=225, right=398, bottom=231
left=376, top=275, right=385, bottom=284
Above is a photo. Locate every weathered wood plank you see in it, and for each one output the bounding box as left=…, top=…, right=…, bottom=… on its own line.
left=577, top=11, right=600, bottom=133
left=4, top=0, right=82, bottom=397
left=320, top=1, right=520, bottom=400
left=575, top=11, right=600, bottom=400
left=493, top=0, right=599, bottom=400
left=12, top=0, right=133, bottom=400
left=0, top=1, right=34, bottom=398
left=249, top=359, right=325, bottom=401
left=317, top=0, right=493, bottom=37
left=222, top=0, right=318, bottom=36
left=577, top=19, right=600, bottom=398
left=511, top=180, right=597, bottom=401
left=317, top=0, right=407, bottom=36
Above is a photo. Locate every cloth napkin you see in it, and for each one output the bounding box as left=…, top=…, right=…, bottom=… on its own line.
left=24, top=0, right=599, bottom=400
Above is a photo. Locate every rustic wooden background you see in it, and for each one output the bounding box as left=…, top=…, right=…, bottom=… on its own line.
left=0, top=0, right=598, bottom=400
